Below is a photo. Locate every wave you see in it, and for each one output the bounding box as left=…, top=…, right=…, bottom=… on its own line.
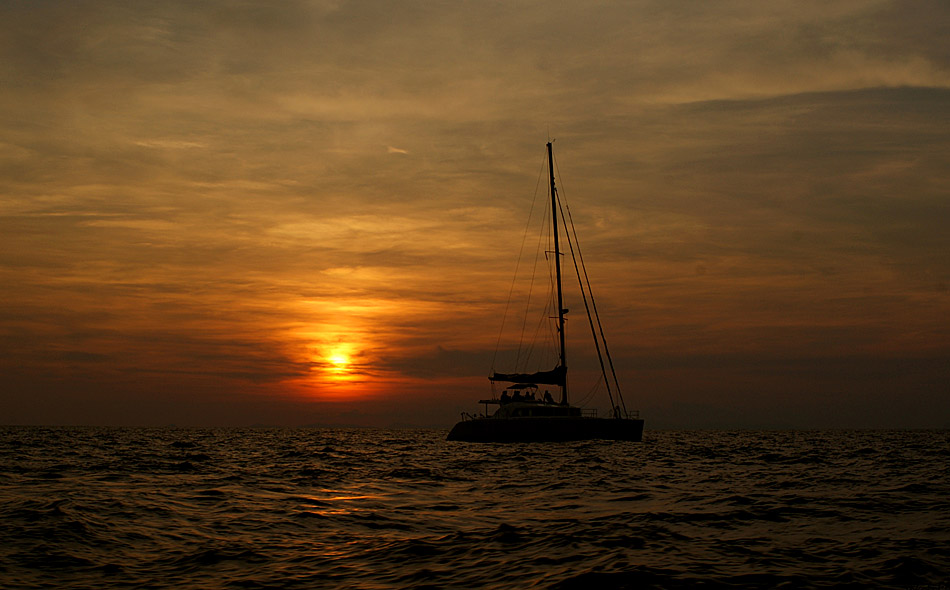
left=0, top=427, right=947, bottom=589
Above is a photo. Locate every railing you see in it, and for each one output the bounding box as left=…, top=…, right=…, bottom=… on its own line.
left=460, top=408, right=639, bottom=420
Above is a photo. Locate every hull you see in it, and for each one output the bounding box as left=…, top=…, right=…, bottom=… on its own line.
left=447, top=416, right=644, bottom=443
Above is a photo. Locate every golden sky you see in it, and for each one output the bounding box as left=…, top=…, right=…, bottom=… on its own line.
left=2, top=0, right=949, bottom=427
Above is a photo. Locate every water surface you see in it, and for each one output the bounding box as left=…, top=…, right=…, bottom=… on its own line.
left=1, top=428, right=947, bottom=588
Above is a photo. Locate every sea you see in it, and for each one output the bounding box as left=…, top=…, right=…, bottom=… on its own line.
left=1, top=427, right=947, bottom=589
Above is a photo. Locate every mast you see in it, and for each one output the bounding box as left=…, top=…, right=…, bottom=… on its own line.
left=547, top=141, right=568, bottom=405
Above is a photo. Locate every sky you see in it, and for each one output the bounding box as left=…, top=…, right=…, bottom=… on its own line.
left=2, top=0, right=948, bottom=428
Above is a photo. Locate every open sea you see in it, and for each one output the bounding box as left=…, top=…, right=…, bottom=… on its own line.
left=0, top=427, right=947, bottom=589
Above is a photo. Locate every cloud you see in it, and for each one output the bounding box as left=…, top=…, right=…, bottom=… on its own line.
left=1, top=0, right=949, bottom=426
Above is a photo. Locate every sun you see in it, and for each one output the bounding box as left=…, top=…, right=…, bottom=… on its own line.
left=328, top=352, right=350, bottom=370
left=320, top=345, right=358, bottom=381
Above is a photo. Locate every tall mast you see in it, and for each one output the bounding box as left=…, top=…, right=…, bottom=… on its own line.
left=547, top=141, right=568, bottom=405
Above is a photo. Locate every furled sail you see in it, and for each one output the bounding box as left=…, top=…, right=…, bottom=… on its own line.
left=490, top=365, right=566, bottom=386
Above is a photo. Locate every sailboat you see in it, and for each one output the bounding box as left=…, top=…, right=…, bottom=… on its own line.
left=447, top=142, right=644, bottom=443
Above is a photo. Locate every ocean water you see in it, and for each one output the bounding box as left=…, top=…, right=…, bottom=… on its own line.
left=0, top=428, right=947, bottom=589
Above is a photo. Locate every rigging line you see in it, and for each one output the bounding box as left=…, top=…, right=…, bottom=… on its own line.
left=575, top=371, right=603, bottom=408
left=517, top=186, right=549, bottom=368
left=567, top=205, right=628, bottom=415
left=492, top=152, right=548, bottom=374
left=552, top=149, right=625, bottom=414
left=526, top=214, right=560, bottom=374
left=551, top=153, right=623, bottom=388
left=520, top=187, right=556, bottom=371
left=559, top=188, right=629, bottom=415
left=556, top=190, right=617, bottom=414
left=524, top=294, right=554, bottom=371
left=517, top=213, right=557, bottom=372
left=520, top=267, right=551, bottom=371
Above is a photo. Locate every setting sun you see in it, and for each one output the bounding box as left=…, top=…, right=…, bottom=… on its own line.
left=328, top=352, right=350, bottom=370
left=321, top=344, right=359, bottom=382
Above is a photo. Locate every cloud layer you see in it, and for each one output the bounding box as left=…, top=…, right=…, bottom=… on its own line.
left=2, top=0, right=948, bottom=427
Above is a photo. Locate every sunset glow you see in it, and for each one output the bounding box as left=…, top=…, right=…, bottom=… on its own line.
left=328, top=353, right=351, bottom=370
left=1, top=0, right=948, bottom=428
left=322, top=346, right=359, bottom=383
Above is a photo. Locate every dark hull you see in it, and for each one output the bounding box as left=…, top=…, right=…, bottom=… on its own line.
left=447, top=417, right=644, bottom=443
